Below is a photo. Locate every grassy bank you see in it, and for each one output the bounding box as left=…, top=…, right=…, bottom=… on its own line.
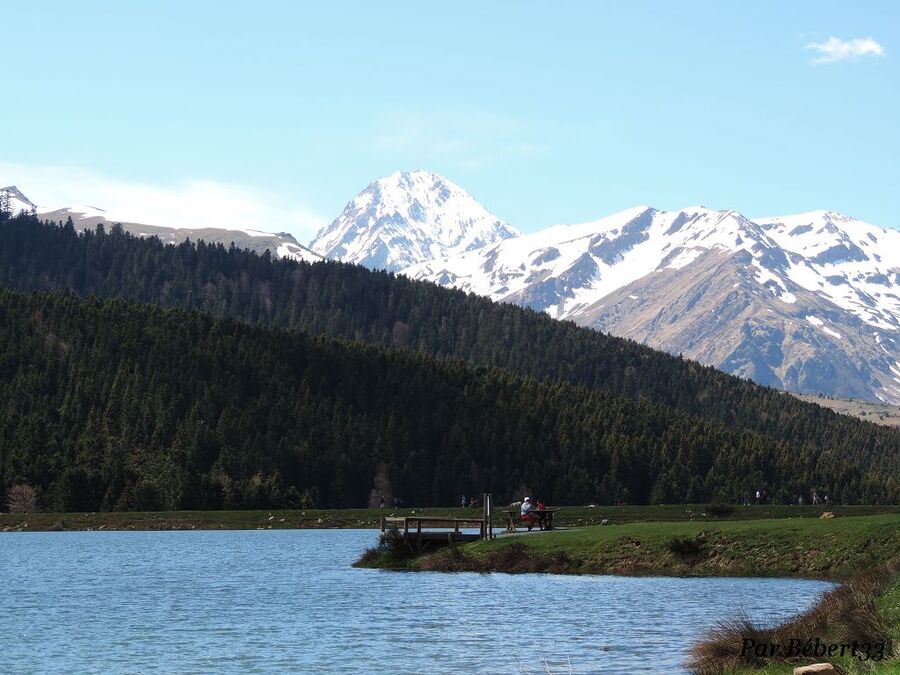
left=362, top=514, right=900, bottom=581
left=690, top=569, right=900, bottom=674
left=3, top=503, right=898, bottom=533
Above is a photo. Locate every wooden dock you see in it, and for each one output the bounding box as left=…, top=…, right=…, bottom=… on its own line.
left=380, top=493, right=495, bottom=552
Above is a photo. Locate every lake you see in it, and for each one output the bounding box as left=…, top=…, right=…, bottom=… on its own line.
left=2, top=529, right=833, bottom=674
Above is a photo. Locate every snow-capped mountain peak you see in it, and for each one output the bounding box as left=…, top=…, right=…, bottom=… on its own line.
left=309, top=170, right=519, bottom=271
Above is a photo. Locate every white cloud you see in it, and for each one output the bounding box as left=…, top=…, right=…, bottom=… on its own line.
left=806, top=36, right=885, bottom=64
left=0, top=161, right=326, bottom=241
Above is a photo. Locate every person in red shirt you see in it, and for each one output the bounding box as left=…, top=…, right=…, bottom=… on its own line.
left=535, top=500, right=547, bottom=529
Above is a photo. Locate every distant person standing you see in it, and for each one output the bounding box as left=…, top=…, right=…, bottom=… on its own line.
left=379, top=496, right=385, bottom=509
left=755, top=489, right=761, bottom=504
left=461, top=494, right=467, bottom=508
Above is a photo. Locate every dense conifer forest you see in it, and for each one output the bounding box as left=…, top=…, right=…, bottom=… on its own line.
left=1, top=289, right=896, bottom=510
left=0, top=213, right=898, bottom=508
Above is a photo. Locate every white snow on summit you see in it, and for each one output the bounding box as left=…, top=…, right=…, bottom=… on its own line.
left=309, top=170, right=519, bottom=271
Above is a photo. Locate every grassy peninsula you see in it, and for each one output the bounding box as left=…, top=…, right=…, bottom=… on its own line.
left=362, top=513, right=900, bottom=581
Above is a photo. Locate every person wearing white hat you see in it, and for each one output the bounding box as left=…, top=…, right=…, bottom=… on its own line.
left=520, top=497, right=537, bottom=531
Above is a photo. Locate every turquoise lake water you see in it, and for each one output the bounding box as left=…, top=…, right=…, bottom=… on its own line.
left=2, top=529, right=833, bottom=674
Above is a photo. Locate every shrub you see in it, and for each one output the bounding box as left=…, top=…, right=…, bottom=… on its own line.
left=353, top=526, right=416, bottom=567
left=706, top=499, right=734, bottom=517
left=668, top=534, right=706, bottom=558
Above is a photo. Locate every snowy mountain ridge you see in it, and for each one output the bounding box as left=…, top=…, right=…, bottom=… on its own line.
left=404, top=204, right=900, bottom=334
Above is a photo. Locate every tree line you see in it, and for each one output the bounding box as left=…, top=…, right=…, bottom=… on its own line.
left=1, top=289, right=894, bottom=510
left=0, top=213, right=897, bottom=508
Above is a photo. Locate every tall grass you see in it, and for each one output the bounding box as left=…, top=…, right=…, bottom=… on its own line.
left=687, top=561, right=899, bottom=674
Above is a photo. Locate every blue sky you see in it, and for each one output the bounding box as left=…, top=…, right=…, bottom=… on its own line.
left=2, top=1, right=897, bottom=238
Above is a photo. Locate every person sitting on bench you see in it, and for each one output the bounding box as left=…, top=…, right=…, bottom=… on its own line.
left=520, top=497, right=538, bottom=531
left=534, top=499, right=547, bottom=529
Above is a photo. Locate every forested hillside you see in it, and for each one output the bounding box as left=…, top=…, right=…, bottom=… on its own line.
left=1, top=214, right=899, bottom=508
left=0, top=289, right=896, bottom=510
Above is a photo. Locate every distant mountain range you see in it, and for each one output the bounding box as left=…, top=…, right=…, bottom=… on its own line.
left=6, top=172, right=900, bottom=403
left=1, top=185, right=321, bottom=263
left=313, top=172, right=900, bottom=405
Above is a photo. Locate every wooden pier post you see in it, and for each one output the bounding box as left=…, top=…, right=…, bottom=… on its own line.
left=487, top=492, right=493, bottom=539
left=482, top=492, right=493, bottom=540
left=489, top=493, right=494, bottom=539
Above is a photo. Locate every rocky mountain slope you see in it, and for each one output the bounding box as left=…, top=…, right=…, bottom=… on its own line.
left=309, top=170, right=518, bottom=271
left=1, top=186, right=321, bottom=262
left=407, top=205, right=900, bottom=403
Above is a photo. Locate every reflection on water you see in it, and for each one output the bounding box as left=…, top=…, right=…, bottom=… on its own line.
left=2, top=529, right=833, bottom=674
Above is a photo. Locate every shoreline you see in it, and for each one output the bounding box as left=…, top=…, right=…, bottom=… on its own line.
left=356, top=513, right=900, bottom=582
left=3, top=503, right=898, bottom=534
